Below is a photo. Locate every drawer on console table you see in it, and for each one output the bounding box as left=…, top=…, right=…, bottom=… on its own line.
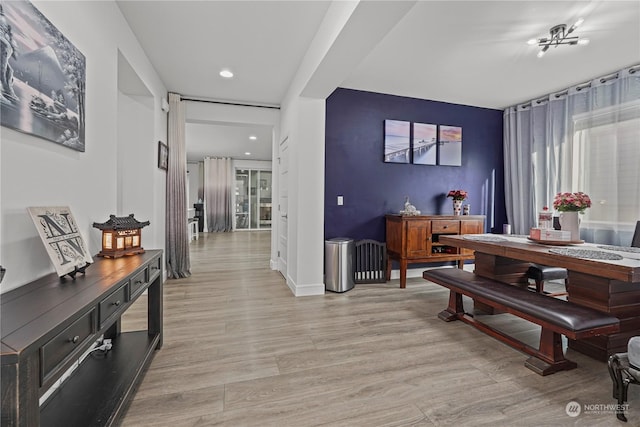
left=431, top=220, right=460, bottom=234
left=130, top=268, right=149, bottom=299
left=148, top=255, right=162, bottom=281
left=99, top=283, right=128, bottom=328
left=40, top=309, right=96, bottom=385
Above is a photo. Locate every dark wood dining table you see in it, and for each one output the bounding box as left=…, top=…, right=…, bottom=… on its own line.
left=439, top=234, right=640, bottom=361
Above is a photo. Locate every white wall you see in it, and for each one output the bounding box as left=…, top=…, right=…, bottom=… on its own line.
left=233, top=159, right=272, bottom=171
left=0, top=1, right=167, bottom=292
left=276, top=0, right=415, bottom=296
left=278, top=96, right=326, bottom=296
left=186, top=162, right=201, bottom=209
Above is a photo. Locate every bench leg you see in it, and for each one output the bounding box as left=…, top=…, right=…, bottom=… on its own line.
left=524, top=327, right=577, bottom=376
left=438, top=290, right=464, bottom=322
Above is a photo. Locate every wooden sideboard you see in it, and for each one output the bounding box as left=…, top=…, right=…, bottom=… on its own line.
left=385, top=215, right=485, bottom=288
left=1, top=250, right=163, bottom=427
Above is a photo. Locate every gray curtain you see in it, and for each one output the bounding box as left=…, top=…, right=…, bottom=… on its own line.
left=504, top=65, right=640, bottom=242
left=165, top=92, right=191, bottom=278
left=203, top=157, right=233, bottom=232
left=504, top=106, right=535, bottom=235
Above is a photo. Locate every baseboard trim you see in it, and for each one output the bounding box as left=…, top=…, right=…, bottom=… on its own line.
left=286, top=276, right=324, bottom=297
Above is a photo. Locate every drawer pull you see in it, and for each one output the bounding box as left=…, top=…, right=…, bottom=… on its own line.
left=113, top=300, right=121, bottom=307
left=135, top=280, right=144, bottom=285
left=69, top=335, right=79, bottom=344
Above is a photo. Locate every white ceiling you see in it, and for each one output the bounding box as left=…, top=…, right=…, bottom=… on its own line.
left=185, top=121, right=273, bottom=161
left=117, top=0, right=640, bottom=162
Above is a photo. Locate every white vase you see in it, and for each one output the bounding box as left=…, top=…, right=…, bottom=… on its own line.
left=453, top=199, right=463, bottom=216
left=559, top=211, right=580, bottom=241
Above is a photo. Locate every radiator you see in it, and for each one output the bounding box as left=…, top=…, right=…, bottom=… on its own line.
left=354, top=239, right=387, bottom=284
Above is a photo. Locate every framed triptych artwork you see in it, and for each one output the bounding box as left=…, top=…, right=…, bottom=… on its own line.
left=383, top=120, right=463, bottom=166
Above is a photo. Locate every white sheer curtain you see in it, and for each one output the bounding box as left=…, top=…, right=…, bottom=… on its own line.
left=203, top=157, right=233, bottom=232
left=504, top=65, right=640, bottom=243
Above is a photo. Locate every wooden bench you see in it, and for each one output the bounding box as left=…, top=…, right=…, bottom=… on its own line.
left=423, top=268, right=620, bottom=375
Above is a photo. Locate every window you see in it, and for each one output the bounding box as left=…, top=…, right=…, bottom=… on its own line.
left=571, top=101, right=640, bottom=226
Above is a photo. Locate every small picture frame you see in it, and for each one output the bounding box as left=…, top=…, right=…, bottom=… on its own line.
left=158, top=141, right=168, bottom=170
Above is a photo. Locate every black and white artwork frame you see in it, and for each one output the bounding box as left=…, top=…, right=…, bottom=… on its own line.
left=1, top=0, right=86, bottom=151
left=27, top=206, right=93, bottom=278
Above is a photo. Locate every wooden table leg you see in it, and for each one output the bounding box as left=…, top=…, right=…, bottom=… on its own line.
left=400, top=259, right=407, bottom=289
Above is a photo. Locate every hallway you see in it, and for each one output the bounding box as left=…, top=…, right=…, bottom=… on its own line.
left=121, top=231, right=630, bottom=426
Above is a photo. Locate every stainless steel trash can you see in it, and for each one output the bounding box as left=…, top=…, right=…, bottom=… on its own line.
left=324, top=237, right=355, bottom=293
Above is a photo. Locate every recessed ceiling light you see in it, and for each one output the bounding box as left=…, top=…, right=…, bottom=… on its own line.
left=219, top=69, right=234, bottom=78
left=245, top=152, right=251, bottom=156
left=249, top=135, right=257, bottom=140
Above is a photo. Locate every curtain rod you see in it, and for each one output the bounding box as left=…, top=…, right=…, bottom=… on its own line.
left=180, top=96, right=280, bottom=110
left=519, top=64, right=640, bottom=108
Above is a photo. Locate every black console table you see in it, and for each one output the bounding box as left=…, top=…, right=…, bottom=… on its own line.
left=1, top=250, right=163, bottom=427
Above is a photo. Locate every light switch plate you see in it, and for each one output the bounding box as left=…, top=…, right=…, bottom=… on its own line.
left=337, top=196, right=344, bottom=206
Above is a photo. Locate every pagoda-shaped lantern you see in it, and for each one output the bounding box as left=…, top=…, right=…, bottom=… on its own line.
left=93, top=214, right=150, bottom=258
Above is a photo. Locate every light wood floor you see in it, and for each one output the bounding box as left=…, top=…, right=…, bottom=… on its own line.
left=120, top=231, right=637, bottom=426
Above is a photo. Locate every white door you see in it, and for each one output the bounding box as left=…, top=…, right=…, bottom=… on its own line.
left=278, top=136, right=289, bottom=277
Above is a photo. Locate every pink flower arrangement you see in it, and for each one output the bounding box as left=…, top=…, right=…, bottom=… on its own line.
left=447, top=189, right=468, bottom=201
left=553, top=192, right=592, bottom=213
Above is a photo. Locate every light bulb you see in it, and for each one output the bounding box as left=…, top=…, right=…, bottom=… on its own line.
left=527, top=38, right=538, bottom=45
left=578, top=38, right=590, bottom=45
left=537, top=49, right=546, bottom=58
left=219, top=69, right=234, bottom=78
left=574, top=18, right=584, bottom=28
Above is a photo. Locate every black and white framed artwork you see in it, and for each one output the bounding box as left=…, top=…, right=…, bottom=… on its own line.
left=1, top=0, right=86, bottom=151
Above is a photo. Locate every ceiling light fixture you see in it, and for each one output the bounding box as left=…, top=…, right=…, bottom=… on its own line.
left=249, top=135, right=257, bottom=140
left=219, top=69, right=234, bottom=78
left=529, top=18, right=589, bottom=58
left=244, top=152, right=251, bottom=156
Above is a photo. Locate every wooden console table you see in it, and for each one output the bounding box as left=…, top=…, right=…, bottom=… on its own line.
left=385, top=215, right=485, bottom=288
left=1, top=250, right=163, bottom=427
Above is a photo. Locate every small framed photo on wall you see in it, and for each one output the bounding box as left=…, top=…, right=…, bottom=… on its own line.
left=158, top=141, right=168, bottom=170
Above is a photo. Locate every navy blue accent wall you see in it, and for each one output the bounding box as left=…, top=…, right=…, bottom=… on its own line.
left=325, top=88, right=506, bottom=241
